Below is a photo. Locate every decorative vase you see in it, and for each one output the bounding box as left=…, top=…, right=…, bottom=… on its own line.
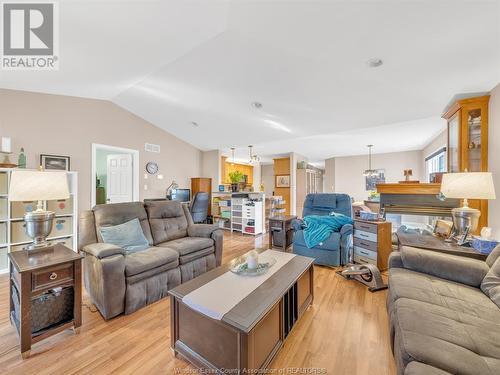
left=231, top=183, right=238, bottom=192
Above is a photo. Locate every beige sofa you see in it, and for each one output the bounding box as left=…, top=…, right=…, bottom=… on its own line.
left=78, top=200, right=223, bottom=319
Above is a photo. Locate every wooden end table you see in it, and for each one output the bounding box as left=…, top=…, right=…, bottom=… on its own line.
left=268, top=215, right=297, bottom=252
left=8, top=244, right=83, bottom=359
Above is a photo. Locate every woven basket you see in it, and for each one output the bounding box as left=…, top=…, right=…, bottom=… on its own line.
left=12, top=285, right=74, bottom=333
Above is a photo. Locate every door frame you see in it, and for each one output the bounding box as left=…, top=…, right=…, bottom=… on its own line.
left=91, top=143, right=140, bottom=208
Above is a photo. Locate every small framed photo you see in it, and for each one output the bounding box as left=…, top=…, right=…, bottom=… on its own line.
left=275, top=174, right=290, bottom=188
left=433, top=219, right=453, bottom=239
left=40, top=154, right=71, bottom=171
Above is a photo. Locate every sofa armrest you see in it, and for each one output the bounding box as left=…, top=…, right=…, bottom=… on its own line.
left=291, top=218, right=305, bottom=231
left=82, top=243, right=126, bottom=259
left=400, top=246, right=489, bottom=287
left=211, top=229, right=223, bottom=267
left=388, top=251, right=404, bottom=268
left=187, top=224, right=220, bottom=238
left=340, top=223, right=353, bottom=236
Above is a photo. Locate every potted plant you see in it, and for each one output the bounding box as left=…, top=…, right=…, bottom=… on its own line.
left=228, top=170, right=244, bottom=192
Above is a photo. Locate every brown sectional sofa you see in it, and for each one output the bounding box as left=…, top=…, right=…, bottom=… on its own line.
left=388, top=245, right=500, bottom=375
left=78, top=200, right=223, bottom=320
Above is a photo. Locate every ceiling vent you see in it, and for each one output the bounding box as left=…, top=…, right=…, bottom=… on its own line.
left=145, top=143, right=160, bottom=153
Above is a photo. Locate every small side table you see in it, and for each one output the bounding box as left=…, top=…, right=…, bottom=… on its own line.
left=8, top=244, right=83, bottom=359
left=268, top=215, right=297, bottom=252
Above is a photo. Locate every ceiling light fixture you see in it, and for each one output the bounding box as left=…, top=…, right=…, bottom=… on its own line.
left=367, top=58, right=383, bottom=68
left=248, top=145, right=260, bottom=164
left=252, top=102, right=263, bottom=109
left=363, top=145, right=379, bottom=177
left=191, top=121, right=199, bottom=127
left=230, top=147, right=235, bottom=166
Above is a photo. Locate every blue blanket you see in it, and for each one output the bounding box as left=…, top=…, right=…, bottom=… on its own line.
left=302, top=214, right=353, bottom=249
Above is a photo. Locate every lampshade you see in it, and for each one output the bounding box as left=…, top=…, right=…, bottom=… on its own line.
left=9, top=170, right=70, bottom=202
left=440, top=172, right=496, bottom=200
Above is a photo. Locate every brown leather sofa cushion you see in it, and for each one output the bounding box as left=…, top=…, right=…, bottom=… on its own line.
left=157, top=237, right=213, bottom=256
left=93, top=202, right=154, bottom=245
left=125, top=247, right=178, bottom=277
left=145, top=201, right=188, bottom=244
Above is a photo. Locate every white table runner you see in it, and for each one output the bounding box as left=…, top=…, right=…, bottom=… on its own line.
left=182, top=250, right=296, bottom=320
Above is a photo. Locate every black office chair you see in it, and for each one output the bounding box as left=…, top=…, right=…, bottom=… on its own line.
left=190, top=192, right=209, bottom=223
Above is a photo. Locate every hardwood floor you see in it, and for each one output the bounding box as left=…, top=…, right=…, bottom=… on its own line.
left=0, top=232, right=396, bottom=375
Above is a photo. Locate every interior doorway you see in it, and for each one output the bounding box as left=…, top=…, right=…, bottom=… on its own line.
left=91, top=143, right=140, bottom=207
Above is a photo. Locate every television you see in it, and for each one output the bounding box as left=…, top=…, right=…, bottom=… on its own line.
left=170, top=188, right=191, bottom=203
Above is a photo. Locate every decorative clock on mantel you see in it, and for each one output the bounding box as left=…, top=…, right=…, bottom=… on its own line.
left=146, top=161, right=159, bottom=175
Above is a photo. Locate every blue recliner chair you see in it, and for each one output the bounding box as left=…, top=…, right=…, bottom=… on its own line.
left=292, top=193, right=353, bottom=266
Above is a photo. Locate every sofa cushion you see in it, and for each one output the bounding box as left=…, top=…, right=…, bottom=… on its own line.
left=93, top=202, right=153, bottom=245
left=293, top=229, right=340, bottom=251
left=145, top=201, right=188, bottom=244
left=124, top=247, right=178, bottom=277
left=389, top=267, right=499, bottom=323
left=393, top=298, right=500, bottom=375
left=404, top=362, right=452, bottom=375
left=179, top=247, right=214, bottom=265
left=481, top=257, right=500, bottom=308
left=157, top=237, right=213, bottom=256
left=99, top=218, right=149, bottom=252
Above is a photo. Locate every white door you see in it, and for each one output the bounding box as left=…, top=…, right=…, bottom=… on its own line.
left=106, top=154, right=133, bottom=203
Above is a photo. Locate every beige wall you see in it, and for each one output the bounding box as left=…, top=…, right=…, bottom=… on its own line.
left=489, top=83, right=500, bottom=239
left=261, top=164, right=274, bottom=197
left=324, top=157, right=335, bottom=192
left=0, top=89, right=202, bottom=212
left=421, top=130, right=447, bottom=181
left=333, top=150, right=423, bottom=201
left=201, top=150, right=221, bottom=192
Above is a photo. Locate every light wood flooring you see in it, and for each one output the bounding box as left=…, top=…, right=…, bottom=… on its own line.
left=0, top=232, right=396, bottom=375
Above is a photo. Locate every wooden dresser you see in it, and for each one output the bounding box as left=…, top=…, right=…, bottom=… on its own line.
left=353, top=219, right=392, bottom=271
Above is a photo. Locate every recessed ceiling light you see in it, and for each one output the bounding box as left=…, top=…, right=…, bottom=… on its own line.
left=191, top=121, right=199, bottom=127
left=367, top=58, right=383, bottom=68
left=252, top=102, right=263, bottom=109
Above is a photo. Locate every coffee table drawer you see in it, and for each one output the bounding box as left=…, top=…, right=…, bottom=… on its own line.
left=32, top=263, right=73, bottom=291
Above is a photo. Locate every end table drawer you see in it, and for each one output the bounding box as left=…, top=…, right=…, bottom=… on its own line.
left=354, top=221, right=378, bottom=234
left=354, top=246, right=377, bottom=260
left=354, top=229, right=377, bottom=242
left=354, top=254, right=377, bottom=266
left=353, top=237, right=377, bottom=252
left=33, top=263, right=73, bottom=291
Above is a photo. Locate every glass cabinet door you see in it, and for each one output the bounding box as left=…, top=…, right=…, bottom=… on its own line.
left=466, top=108, right=482, bottom=172
left=448, top=113, right=459, bottom=172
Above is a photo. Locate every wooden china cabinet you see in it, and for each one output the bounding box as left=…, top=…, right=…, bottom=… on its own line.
left=442, top=95, right=490, bottom=231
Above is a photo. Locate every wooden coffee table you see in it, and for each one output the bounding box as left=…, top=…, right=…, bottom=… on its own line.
left=168, top=250, right=314, bottom=373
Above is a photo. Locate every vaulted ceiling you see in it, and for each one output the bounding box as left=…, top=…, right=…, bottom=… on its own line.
left=1, top=0, right=499, bottom=164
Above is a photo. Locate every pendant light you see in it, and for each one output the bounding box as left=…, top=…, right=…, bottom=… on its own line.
left=230, top=147, right=235, bottom=166
left=363, top=144, right=378, bottom=177
left=248, top=145, right=260, bottom=164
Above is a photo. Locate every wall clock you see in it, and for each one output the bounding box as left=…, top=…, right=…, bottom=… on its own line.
left=146, top=161, right=159, bottom=175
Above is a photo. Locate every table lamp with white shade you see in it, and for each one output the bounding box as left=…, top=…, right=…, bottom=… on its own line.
left=9, top=170, right=70, bottom=250
left=440, top=172, right=496, bottom=236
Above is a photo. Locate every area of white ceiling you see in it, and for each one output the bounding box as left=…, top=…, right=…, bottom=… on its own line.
left=1, top=1, right=499, bottom=164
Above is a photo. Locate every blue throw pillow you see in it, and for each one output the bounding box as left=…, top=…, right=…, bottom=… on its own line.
left=99, top=218, right=149, bottom=252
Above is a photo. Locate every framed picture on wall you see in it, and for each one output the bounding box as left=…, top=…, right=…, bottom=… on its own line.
left=365, top=169, right=385, bottom=190
left=275, top=174, right=290, bottom=188
left=40, top=154, right=71, bottom=171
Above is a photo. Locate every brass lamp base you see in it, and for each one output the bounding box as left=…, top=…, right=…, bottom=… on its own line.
left=24, top=209, right=54, bottom=250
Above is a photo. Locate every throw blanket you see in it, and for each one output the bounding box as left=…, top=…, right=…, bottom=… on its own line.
left=303, top=214, right=353, bottom=248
